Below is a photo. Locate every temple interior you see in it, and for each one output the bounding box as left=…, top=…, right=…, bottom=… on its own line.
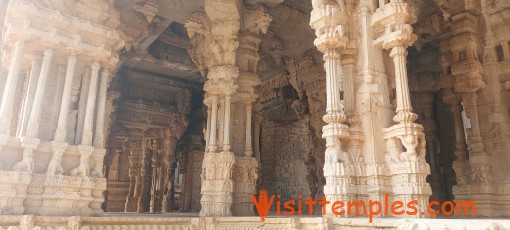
left=1, top=0, right=510, bottom=229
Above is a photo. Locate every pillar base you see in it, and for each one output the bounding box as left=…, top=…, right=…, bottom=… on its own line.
left=232, top=156, right=258, bottom=216
left=0, top=135, right=107, bottom=216
left=199, top=151, right=235, bottom=217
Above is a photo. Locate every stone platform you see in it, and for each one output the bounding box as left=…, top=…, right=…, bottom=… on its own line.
left=0, top=215, right=509, bottom=229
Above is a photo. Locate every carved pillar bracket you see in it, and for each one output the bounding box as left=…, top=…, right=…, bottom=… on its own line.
left=372, top=0, right=431, bottom=216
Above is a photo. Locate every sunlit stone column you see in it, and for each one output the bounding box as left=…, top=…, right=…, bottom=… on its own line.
left=0, top=40, right=25, bottom=136
left=208, top=95, right=219, bottom=153
left=223, top=95, right=232, bottom=152
left=81, top=62, right=100, bottom=146
left=390, top=46, right=417, bottom=124
left=244, top=103, right=252, bottom=156
left=75, top=72, right=90, bottom=144
left=71, top=63, right=100, bottom=177
left=17, top=56, right=42, bottom=137
left=14, top=49, right=53, bottom=172
left=373, top=0, right=431, bottom=216
left=25, top=49, right=53, bottom=138
left=48, top=55, right=77, bottom=174
left=93, top=70, right=109, bottom=148
left=310, top=0, right=353, bottom=215
left=53, top=55, right=77, bottom=142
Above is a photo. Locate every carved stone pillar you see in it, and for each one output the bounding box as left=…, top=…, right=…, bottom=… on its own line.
left=81, top=63, right=100, bottom=146
left=310, top=0, right=353, bottom=214
left=218, top=99, right=225, bottom=152
left=223, top=95, right=232, bottom=152
left=125, top=133, right=142, bottom=212
left=48, top=55, right=77, bottom=175
left=137, top=137, right=152, bottom=213
left=446, top=11, right=495, bottom=215
left=447, top=97, right=470, bottom=200
left=25, top=49, right=53, bottom=138
left=54, top=55, right=77, bottom=142
left=14, top=49, right=54, bottom=173
left=372, top=0, right=431, bottom=216
left=149, top=141, right=161, bottom=213
left=75, top=72, right=90, bottom=144
left=108, top=149, right=121, bottom=181
left=93, top=70, right=109, bottom=148
left=208, top=96, right=219, bottom=153
left=0, top=40, right=25, bottom=136
left=17, top=56, right=42, bottom=137
left=253, top=102, right=262, bottom=163
left=244, top=103, right=253, bottom=157
left=161, top=135, right=178, bottom=213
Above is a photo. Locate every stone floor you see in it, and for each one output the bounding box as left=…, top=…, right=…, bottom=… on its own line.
left=1, top=214, right=509, bottom=230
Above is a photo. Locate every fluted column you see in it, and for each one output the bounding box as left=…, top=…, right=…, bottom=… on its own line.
left=17, top=56, right=42, bottom=137
left=390, top=46, right=417, bottom=124
left=245, top=103, right=253, bottom=156
left=81, top=63, right=100, bottom=146
left=93, top=70, right=109, bottom=148
left=208, top=96, right=219, bottom=153
left=25, top=49, right=53, bottom=138
left=223, top=96, right=232, bottom=152
left=0, top=40, right=25, bottom=135
left=54, top=56, right=77, bottom=142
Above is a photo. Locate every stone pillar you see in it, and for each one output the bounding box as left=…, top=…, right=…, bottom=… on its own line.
left=125, top=133, right=142, bottom=212
left=75, top=72, right=90, bottom=144
left=218, top=99, right=225, bottom=152
left=372, top=0, right=431, bottom=216
left=245, top=103, right=253, bottom=157
left=15, top=49, right=53, bottom=173
left=310, top=1, right=353, bottom=215
left=54, top=55, right=77, bottom=142
left=25, top=49, right=53, bottom=138
left=223, top=96, right=232, bottom=152
left=149, top=139, right=161, bottom=213
left=137, top=137, right=152, bottom=213
left=108, top=149, right=121, bottom=181
left=390, top=46, right=416, bottom=124
left=17, top=56, right=42, bottom=137
left=462, top=92, right=494, bottom=185
left=47, top=55, right=77, bottom=175
left=205, top=107, right=212, bottom=151
left=161, top=135, right=178, bottom=212
left=208, top=96, right=219, bottom=153
left=93, top=70, right=109, bottom=148
left=448, top=100, right=470, bottom=200
left=0, top=40, right=24, bottom=135
left=81, top=63, right=100, bottom=146
left=253, top=102, right=262, bottom=163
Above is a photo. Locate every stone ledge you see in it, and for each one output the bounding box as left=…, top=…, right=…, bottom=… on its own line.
left=0, top=215, right=509, bottom=229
